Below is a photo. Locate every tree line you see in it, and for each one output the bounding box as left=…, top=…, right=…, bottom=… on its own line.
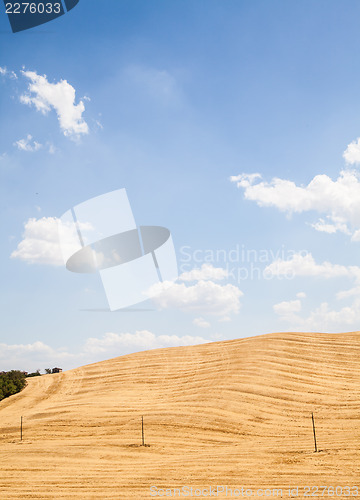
left=0, top=370, right=27, bottom=402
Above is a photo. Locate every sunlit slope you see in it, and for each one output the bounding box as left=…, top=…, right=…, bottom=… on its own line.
left=0, top=332, right=359, bottom=499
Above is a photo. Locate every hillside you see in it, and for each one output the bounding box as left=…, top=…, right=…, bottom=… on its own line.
left=0, top=332, right=359, bottom=499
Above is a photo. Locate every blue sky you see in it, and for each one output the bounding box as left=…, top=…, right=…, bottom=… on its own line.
left=2, top=0, right=360, bottom=372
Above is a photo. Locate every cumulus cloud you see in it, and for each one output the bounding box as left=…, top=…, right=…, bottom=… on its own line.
left=269, top=255, right=360, bottom=331
left=273, top=299, right=302, bottom=323
left=145, top=264, right=243, bottom=319
left=0, top=340, right=78, bottom=372
left=0, top=329, right=212, bottom=372
left=10, top=217, right=94, bottom=266
left=20, top=70, right=89, bottom=139
left=11, top=217, right=64, bottom=266
left=147, top=279, right=243, bottom=318
left=11, top=221, right=242, bottom=320
left=274, top=293, right=307, bottom=323
left=305, top=300, right=360, bottom=330
left=230, top=170, right=360, bottom=240
left=1, top=340, right=53, bottom=355
left=273, top=297, right=360, bottom=332
left=192, top=317, right=211, bottom=328
left=179, top=263, right=228, bottom=281
left=84, top=330, right=209, bottom=354
left=343, top=138, right=360, bottom=165
left=14, top=134, right=42, bottom=152
left=265, top=252, right=360, bottom=281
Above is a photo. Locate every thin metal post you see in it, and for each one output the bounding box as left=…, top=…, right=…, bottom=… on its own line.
left=311, top=412, right=317, bottom=452
left=141, top=415, right=144, bottom=446
left=20, top=416, right=23, bottom=441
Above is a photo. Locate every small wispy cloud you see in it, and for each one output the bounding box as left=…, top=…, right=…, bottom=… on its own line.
left=179, top=263, right=228, bottom=282
left=14, top=134, right=42, bottom=152
left=125, top=65, right=182, bottom=106
left=84, top=330, right=209, bottom=354
left=265, top=252, right=360, bottom=281
left=193, top=317, right=211, bottom=328
left=0, top=66, right=17, bottom=79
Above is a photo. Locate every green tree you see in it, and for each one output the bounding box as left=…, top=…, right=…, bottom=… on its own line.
left=0, top=371, right=27, bottom=402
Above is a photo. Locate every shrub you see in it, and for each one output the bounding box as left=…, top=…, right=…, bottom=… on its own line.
left=26, top=370, right=41, bottom=378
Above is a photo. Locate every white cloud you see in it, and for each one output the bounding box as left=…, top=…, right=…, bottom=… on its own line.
left=274, top=298, right=360, bottom=332
left=1, top=340, right=53, bottom=354
left=84, top=330, right=209, bottom=355
left=179, top=263, right=228, bottom=282
left=193, top=317, right=211, bottom=328
left=20, top=70, right=89, bottom=139
left=11, top=217, right=64, bottom=266
left=11, top=221, right=241, bottom=321
left=218, top=316, right=231, bottom=322
left=310, top=216, right=350, bottom=235
left=0, top=329, right=212, bottom=372
left=0, top=340, right=77, bottom=372
left=147, top=279, right=243, bottom=318
left=343, top=138, right=360, bottom=165
left=305, top=300, right=360, bottom=330
left=273, top=299, right=302, bottom=321
left=11, top=217, right=75, bottom=266
left=265, top=252, right=360, bottom=281
left=94, top=119, right=103, bottom=131
left=336, top=286, right=360, bottom=300
left=14, top=134, right=42, bottom=152
left=274, top=299, right=301, bottom=315
left=0, top=66, right=17, bottom=79
left=230, top=170, right=360, bottom=240
left=351, top=229, right=360, bottom=242
left=269, top=256, right=360, bottom=331
left=47, top=142, right=56, bottom=154
left=10, top=216, right=93, bottom=267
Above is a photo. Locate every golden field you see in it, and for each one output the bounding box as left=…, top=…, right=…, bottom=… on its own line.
left=0, top=331, right=359, bottom=499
